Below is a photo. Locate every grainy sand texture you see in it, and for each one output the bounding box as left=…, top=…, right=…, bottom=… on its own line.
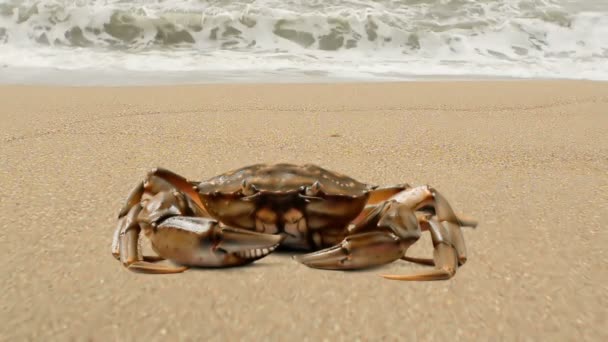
left=1, top=81, right=607, bottom=341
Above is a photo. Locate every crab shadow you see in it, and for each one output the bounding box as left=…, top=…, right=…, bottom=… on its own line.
left=267, top=248, right=403, bottom=273
left=168, top=248, right=399, bottom=275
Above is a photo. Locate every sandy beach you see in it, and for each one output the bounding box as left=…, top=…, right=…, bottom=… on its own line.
left=1, top=81, right=606, bottom=341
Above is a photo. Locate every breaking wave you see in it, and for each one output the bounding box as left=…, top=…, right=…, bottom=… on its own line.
left=1, top=0, right=607, bottom=83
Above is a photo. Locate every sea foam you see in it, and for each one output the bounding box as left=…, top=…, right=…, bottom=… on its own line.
left=0, top=0, right=606, bottom=84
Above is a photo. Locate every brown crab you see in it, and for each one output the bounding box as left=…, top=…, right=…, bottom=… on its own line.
left=112, top=163, right=478, bottom=281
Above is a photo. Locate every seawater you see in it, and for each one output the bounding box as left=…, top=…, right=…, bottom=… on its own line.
left=0, top=0, right=607, bottom=85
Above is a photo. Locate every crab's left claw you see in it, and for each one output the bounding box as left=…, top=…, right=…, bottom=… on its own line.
left=293, top=231, right=407, bottom=270
left=295, top=201, right=421, bottom=270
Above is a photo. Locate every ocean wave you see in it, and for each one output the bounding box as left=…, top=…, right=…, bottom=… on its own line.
left=0, top=0, right=607, bottom=80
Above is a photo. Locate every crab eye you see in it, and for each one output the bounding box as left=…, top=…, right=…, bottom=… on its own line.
left=305, top=181, right=322, bottom=196
left=241, top=180, right=257, bottom=196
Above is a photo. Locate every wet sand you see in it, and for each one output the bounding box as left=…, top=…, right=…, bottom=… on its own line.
left=1, top=81, right=607, bottom=341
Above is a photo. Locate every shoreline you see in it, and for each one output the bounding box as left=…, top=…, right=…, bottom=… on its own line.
left=1, top=67, right=606, bottom=87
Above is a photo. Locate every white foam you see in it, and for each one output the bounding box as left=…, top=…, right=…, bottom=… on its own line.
left=0, top=0, right=606, bottom=84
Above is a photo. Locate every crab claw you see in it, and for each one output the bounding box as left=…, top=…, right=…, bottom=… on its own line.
left=152, top=216, right=284, bottom=268
left=293, top=231, right=406, bottom=270
left=117, top=216, right=284, bottom=274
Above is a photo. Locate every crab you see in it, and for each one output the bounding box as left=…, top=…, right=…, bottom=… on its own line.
left=112, top=163, right=478, bottom=281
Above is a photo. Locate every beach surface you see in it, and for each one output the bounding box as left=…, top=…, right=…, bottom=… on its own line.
left=1, top=81, right=607, bottom=341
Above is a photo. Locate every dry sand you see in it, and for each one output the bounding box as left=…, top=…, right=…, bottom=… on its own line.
left=1, top=81, right=607, bottom=341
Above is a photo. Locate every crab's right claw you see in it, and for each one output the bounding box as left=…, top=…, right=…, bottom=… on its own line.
left=150, top=216, right=285, bottom=268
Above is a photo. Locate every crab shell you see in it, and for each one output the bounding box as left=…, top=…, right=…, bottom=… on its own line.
left=193, top=163, right=378, bottom=249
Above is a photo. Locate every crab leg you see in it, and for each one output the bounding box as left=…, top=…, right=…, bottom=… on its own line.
left=381, top=187, right=477, bottom=281
left=149, top=168, right=209, bottom=216
left=112, top=166, right=220, bottom=269
left=120, top=227, right=190, bottom=274
left=382, top=219, right=458, bottom=281
left=349, top=184, right=410, bottom=227
left=114, top=204, right=189, bottom=274
left=117, top=181, right=145, bottom=218
left=401, top=217, right=470, bottom=267
left=120, top=167, right=210, bottom=217
left=400, top=188, right=475, bottom=267
left=400, top=256, right=436, bottom=266
left=112, top=169, right=203, bottom=273
left=112, top=172, right=181, bottom=264
left=366, top=184, right=410, bottom=205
